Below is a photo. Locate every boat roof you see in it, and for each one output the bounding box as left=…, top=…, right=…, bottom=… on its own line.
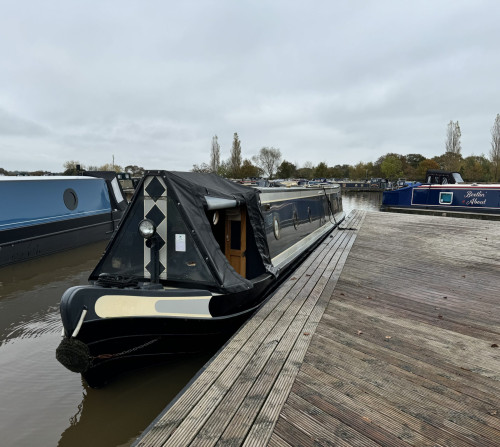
left=0, top=176, right=101, bottom=181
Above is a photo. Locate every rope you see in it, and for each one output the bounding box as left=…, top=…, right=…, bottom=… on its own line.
left=95, top=273, right=139, bottom=288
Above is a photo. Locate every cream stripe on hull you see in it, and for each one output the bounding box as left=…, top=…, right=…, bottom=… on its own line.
left=95, top=295, right=212, bottom=318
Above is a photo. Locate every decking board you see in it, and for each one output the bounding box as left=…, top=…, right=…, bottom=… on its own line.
left=134, top=211, right=500, bottom=446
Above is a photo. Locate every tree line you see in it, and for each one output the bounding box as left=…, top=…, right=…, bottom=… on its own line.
left=2, top=114, right=500, bottom=182
left=194, top=114, right=500, bottom=182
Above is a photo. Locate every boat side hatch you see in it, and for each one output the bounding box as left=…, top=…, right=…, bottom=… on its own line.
left=225, top=207, right=247, bottom=278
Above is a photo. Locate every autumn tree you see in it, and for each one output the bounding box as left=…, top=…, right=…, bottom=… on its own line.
left=490, top=114, right=500, bottom=181
left=192, top=163, right=211, bottom=173
left=446, top=120, right=462, bottom=154
left=210, top=135, right=221, bottom=174
left=63, top=160, right=85, bottom=175
left=240, top=159, right=261, bottom=178
left=124, top=165, right=145, bottom=176
left=416, top=159, right=439, bottom=180
left=252, top=147, right=282, bottom=179
left=99, top=163, right=123, bottom=173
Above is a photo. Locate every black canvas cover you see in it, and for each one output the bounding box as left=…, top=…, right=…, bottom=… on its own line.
left=89, top=171, right=275, bottom=294
left=160, top=171, right=276, bottom=293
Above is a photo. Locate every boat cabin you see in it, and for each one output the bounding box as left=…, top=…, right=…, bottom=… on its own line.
left=425, top=170, right=464, bottom=185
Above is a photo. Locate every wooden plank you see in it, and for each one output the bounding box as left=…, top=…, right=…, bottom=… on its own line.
left=241, top=214, right=365, bottom=447
left=271, top=211, right=500, bottom=447
left=135, top=210, right=364, bottom=446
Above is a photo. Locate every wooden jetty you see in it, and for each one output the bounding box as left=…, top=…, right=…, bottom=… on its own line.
left=134, top=210, right=500, bottom=447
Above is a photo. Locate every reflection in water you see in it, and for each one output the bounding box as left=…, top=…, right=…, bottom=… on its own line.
left=0, top=242, right=212, bottom=447
left=0, top=193, right=382, bottom=447
left=58, top=354, right=214, bottom=447
left=342, top=190, right=383, bottom=214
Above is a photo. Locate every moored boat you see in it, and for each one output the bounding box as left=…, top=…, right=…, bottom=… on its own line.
left=56, top=170, right=345, bottom=386
left=0, top=173, right=127, bottom=267
left=381, top=170, right=500, bottom=215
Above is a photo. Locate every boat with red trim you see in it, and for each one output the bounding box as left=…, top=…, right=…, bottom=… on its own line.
left=381, top=169, right=500, bottom=216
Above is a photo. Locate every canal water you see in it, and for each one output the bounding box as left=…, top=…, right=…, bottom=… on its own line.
left=0, top=191, right=382, bottom=447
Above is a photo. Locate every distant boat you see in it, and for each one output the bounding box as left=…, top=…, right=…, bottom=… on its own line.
left=0, top=172, right=127, bottom=267
left=56, top=170, right=345, bottom=387
left=381, top=169, right=500, bottom=215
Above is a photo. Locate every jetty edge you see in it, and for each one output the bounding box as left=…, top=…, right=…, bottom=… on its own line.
left=55, top=170, right=345, bottom=387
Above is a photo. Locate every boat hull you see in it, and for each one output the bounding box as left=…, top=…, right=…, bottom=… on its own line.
left=0, top=211, right=121, bottom=267
left=0, top=174, right=127, bottom=267
left=382, top=184, right=500, bottom=215
left=79, top=312, right=251, bottom=387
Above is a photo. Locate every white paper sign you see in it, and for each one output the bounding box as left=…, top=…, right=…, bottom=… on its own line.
left=175, top=234, right=186, bottom=252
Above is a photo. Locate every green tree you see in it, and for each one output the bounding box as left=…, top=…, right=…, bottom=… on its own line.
left=276, top=160, right=297, bottom=179
left=404, top=154, right=425, bottom=179
left=330, top=164, right=350, bottom=179
left=406, top=154, right=426, bottom=169
left=313, top=162, right=329, bottom=179
left=252, top=147, right=282, bottom=179
left=240, top=159, right=261, bottom=178
left=229, top=132, right=242, bottom=178
left=462, top=155, right=491, bottom=182
left=349, top=162, right=371, bottom=180
left=217, top=160, right=231, bottom=178
left=381, top=155, right=403, bottom=180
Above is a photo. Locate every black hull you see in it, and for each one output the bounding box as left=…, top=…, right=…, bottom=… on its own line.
left=79, top=312, right=251, bottom=387
left=0, top=212, right=121, bottom=267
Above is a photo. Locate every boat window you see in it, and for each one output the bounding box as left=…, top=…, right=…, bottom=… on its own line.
left=452, top=172, right=464, bottom=183
left=63, top=188, right=78, bottom=210
left=230, top=220, right=241, bottom=249
left=439, top=192, right=453, bottom=205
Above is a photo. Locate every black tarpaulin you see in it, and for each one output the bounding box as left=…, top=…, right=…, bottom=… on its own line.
left=159, top=171, right=276, bottom=293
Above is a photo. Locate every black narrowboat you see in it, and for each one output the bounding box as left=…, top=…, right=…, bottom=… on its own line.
left=56, top=171, right=344, bottom=386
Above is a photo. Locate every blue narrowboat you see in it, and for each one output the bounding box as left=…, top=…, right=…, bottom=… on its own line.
left=56, top=170, right=345, bottom=387
left=0, top=173, right=127, bottom=267
left=381, top=170, right=500, bottom=215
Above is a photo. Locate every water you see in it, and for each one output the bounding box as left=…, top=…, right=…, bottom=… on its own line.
left=342, top=190, right=383, bottom=214
left=0, top=242, right=214, bottom=447
left=0, top=192, right=381, bottom=447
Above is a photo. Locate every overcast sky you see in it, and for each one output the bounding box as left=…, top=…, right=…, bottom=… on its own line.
left=1, top=0, right=499, bottom=173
